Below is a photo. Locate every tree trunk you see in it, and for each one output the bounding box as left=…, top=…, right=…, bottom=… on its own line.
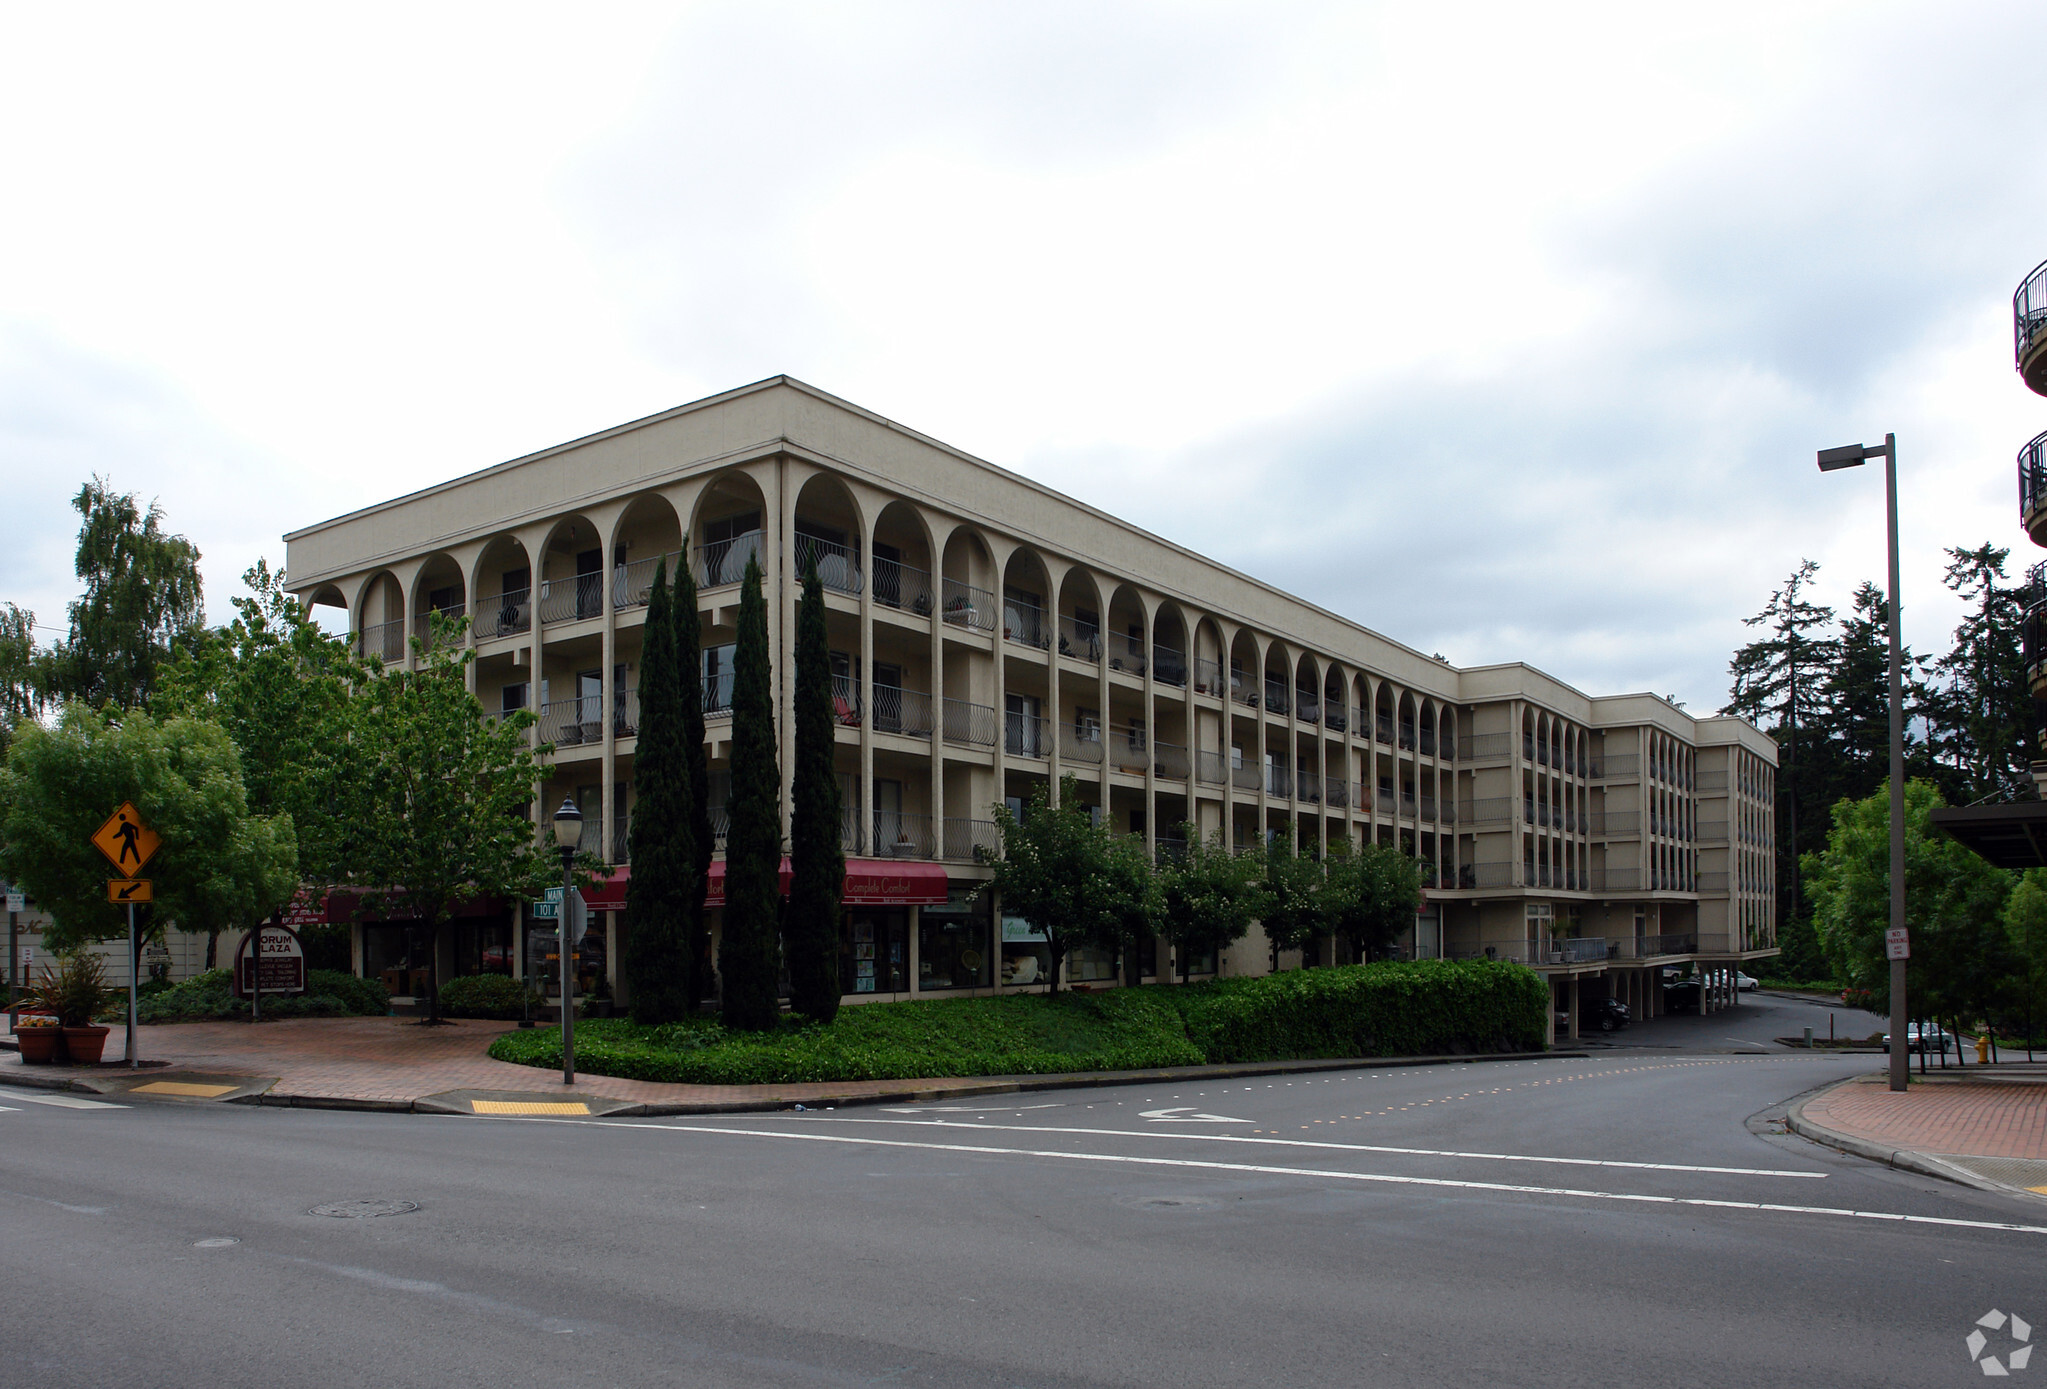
left=205, top=930, right=218, bottom=970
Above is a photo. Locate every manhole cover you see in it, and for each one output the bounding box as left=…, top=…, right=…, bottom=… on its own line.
left=307, top=1200, right=419, bottom=1219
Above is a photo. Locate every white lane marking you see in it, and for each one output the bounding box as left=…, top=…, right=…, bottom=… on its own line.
left=481, top=1116, right=2047, bottom=1236
left=802, top=1116, right=1828, bottom=1179
left=879, top=1103, right=1064, bottom=1114
left=1139, top=1107, right=1254, bottom=1124
left=0, top=1085, right=127, bottom=1110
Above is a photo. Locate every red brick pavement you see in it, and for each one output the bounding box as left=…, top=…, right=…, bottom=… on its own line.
left=1801, top=1072, right=2047, bottom=1161
left=0, top=1015, right=1071, bottom=1110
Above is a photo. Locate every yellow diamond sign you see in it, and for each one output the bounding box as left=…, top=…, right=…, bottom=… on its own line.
left=92, top=802, right=160, bottom=874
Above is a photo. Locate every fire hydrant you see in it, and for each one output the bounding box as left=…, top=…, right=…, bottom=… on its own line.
left=1977, top=1033, right=1991, bottom=1065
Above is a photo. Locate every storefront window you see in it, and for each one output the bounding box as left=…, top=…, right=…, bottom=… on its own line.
left=363, top=923, right=427, bottom=996
left=843, top=911, right=908, bottom=995
left=454, top=919, right=513, bottom=977
left=1001, top=915, right=1051, bottom=986
left=1182, top=944, right=1217, bottom=976
left=918, top=889, right=991, bottom=991
left=1134, top=932, right=1157, bottom=979
left=1068, top=944, right=1116, bottom=983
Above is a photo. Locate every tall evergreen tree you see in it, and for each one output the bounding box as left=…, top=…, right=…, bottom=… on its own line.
left=720, top=555, right=783, bottom=1030
left=674, top=543, right=713, bottom=1005
left=786, top=561, right=844, bottom=1022
left=1812, top=581, right=1929, bottom=809
left=1927, top=544, right=2032, bottom=804
left=623, top=561, right=697, bottom=1023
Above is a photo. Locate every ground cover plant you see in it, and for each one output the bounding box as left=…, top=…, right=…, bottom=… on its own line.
left=488, top=959, right=1546, bottom=1084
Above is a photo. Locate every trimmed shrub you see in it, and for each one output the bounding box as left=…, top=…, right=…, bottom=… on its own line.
left=132, top=966, right=390, bottom=1022
left=437, top=972, right=540, bottom=1020
left=308, top=969, right=390, bottom=1017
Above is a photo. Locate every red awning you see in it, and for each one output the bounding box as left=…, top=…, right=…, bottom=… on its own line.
left=577, top=859, right=950, bottom=909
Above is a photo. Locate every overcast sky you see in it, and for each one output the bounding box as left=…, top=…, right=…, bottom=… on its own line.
left=4, top=2, right=2045, bottom=712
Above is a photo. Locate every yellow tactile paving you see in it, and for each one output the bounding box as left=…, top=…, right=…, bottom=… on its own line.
left=131, top=1081, right=238, bottom=1098
left=471, top=1099, right=591, bottom=1116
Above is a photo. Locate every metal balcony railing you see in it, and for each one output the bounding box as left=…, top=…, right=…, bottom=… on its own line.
left=2028, top=577, right=2047, bottom=693
left=873, top=555, right=934, bottom=615
left=413, top=606, right=465, bottom=649
left=1057, top=615, right=1102, bottom=662
left=1695, top=770, right=1729, bottom=792
left=1230, top=674, right=1259, bottom=708
left=2016, top=256, right=2047, bottom=385
left=1152, top=741, right=1190, bottom=780
left=474, top=589, right=531, bottom=640
left=1003, top=598, right=1050, bottom=650
left=872, top=685, right=934, bottom=739
left=1467, top=862, right=1516, bottom=889
left=841, top=806, right=863, bottom=856
left=613, top=686, right=639, bottom=739
left=831, top=674, right=862, bottom=728
left=541, top=696, right=603, bottom=749
left=873, top=811, right=936, bottom=859
left=1061, top=725, right=1104, bottom=764
left=1376, top=715, right=1394, bottom=746
left=1325, top=777, right=1350, bottom=808
left=356, top=619, right=406, bottom=664
left=1325, top=705, right=1348, bottom=733
left=1398, top=722, right=1417, bottom=751
left=1192, top=657, right=1225, bottom=696
left=1232, top=761, right=1260, bottom=793
left=1294, top=692, right=1320, bottom=723
left=539, top=573, right=605, bottom=624
left=1419, top=795, right=1436, bottom=823
left=703, top=672, right=734, bottom=721
left=1697, top=872, right=1730, bottom=893
left=943, top=697, right=997, bottom=749
left=1588, top=812, right=1637, bottom=837
left=1591, top=753, right=1639, bottom=780
left=1196, top=749, right=1229, bottom=785
left=613, top=551, right=683, bottom=609
left=1108, top=638, right=1146, bottom=677
left=1296, top=771, right=1320, bottom=803
left=1638, top=931, right=1697, bottom=956
left=1589, top=866, right=1641, bottom=892
left=613, top=815, right=630, bottom=865
left=942, top=580, right=996, bottom=633
left=698, top=530, right=763, bottom=589
left=1548, top=937, right=1611, bottom=965
left=2021, top=432, right=2047, bottom=527
left=794, top=533, right=862, bottom=596
left=1458, top=731, right=1510, bottom=762
left=1153, top=644, right=1187, bottom=687
left=1265, top=679, right=1288, bottom=711
left=1448, top=943, right=1527, bottom=963
left=1418, top=730, right=1436, bottom=756
left=1696, top=821, right=1730, bottom=843
left=1458, top=797, right=1510, bottom=825
left=1265, top=766, right=1292, bottom=798
left=1005, top=712, right=1050, bottom=758
left=942, top=818, right=1000, bottom=861
left=1376, top=789, right=1396, bottom=815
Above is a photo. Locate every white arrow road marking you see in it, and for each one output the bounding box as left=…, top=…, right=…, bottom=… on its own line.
left=0, top=1085, right=126, bottom=1110
left=1139, top=1107, right=1254, bottom=1123
left=473, top=1116, right=2047, bottom=1237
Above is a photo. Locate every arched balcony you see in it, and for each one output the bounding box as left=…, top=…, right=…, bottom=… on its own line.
left=2017, top=257, right=2047, bottom=396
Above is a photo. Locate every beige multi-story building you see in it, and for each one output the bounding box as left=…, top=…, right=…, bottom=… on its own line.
left=283, top=377, right=1777, bottom=1035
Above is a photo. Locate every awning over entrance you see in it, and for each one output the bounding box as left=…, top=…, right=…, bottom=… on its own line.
left=1930, top=802, right=2047, bottom=869
left=575, top=859, right=951, bottom=910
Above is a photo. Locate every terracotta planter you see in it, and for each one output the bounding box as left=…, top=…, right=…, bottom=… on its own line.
left=14, top=1022, right=63, bottom=1064
left=59, top=1025, right=110, bottom=1066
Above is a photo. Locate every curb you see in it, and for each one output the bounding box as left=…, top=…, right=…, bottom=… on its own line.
left=103, top=1048, right=1586, bottom=1118
left=1784, top=1079, right=2043, bottom=1203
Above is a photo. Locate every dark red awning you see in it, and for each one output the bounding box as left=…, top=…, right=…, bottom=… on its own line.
left=576, top=859, right=951, bottom=909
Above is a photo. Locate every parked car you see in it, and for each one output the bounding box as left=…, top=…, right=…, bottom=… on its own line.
left=1736, top=972, right=1759, bottom=992
left=1662, top=980, right=1702, bottom=1012
left=1883, top=1023, right=1953, bottom=1055
left=1585, top=996, right=1630, bottom=1032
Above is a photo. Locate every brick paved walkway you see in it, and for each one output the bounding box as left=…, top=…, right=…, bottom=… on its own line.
left=1800, top=1072, right=2047, bottom=1162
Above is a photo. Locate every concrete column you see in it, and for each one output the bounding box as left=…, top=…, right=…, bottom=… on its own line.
left=1569, top=975, right=1580, bottom=1040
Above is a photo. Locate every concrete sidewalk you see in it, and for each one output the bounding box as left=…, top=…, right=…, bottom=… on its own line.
left=1788, top=1066, right=2047, bottom=1203
left=0, top=1014, right=1572, bottom=1117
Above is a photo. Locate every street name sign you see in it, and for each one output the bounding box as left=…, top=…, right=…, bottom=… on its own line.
left=1885, top=926, right=1910, bottom=961
left=92, top=802, right=161, bottom=875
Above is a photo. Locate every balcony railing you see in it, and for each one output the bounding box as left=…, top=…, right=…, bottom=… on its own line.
left=1325, top=705, right=1347, bottom=733
left=1232, top=761, right=1260, bottom=793
left=1588, top=812, right=1637, bottom=838
left=1466, top=862, right=1516, bottom=889
left=539, top=573, right=605, bottom=625
left=873, top=811, right=936, bottom=859
left=613, top=551, right=683, bottom=610
left=613, top=686, right=639, bottom=739
left=2027, top=576, right=2047, bottom=695
left=1376, top=715, right=1394, bottom=746
left=1265, top=766, right=1292, bottom=799
left=474, top=589, right=531, bottom=640
left=356, top=619, right=406, bottom=664
left=1696, top=821, right=1729, bottom=843
left=1697, top=872, right=1730, bottom=894
left=1003, top=598, right=1050, bottom=650
left=841, top=805, right=863, bottom=856
left=2021, top=432, right=2047, bottom=531
left=1230, top=674, right=1259, bottom=708
left=1294, top=692, right=1319, bottom=724
left=1419, top=795, right=1436, bottom=822
left=831, top=674, right=862, bottom=727
left=1695, top=770, right=1729, bottom=792
left=1325, top=777, right=1349, bottom=808
left=698, top=529, right=763, bottom=589
left=1296, top=771, right=1320, bottom=803
left=1193, top=658, right=1225, bottom=697
left=794, top=533, right=862, bottom=596
left=1061, top=725, right=1104, bottom=764
left=1589, top=866, right=1641, bottom=892
left=942, top=817, right=1000, bottom=861
left=1590, top=753, right=1639, bottom=780
left=943, top=697, right=997, bottom=749
left=1005, top=712, right=1050, bottom=758
left=1153, top=644, right=1187, bottom=687
left=2016, top=256, right=2047, bottom=388
left=1458, top=731, right=1509, bottom=762
left=1398, top=722, right=1417, bottom=750
left=703, top=672, right=734, bottom=721
left=1108, top=638, right=1146, bottom=678
left=1196, top=749, right=1229, bottom=785
left=872, top=685, right=934, bottom=739
left=873, top=555, right=934, bottom=615
left=1460, top=797, right=1511, bottom=825
left=942, top=580, right=996, bottom=633
left=540, top=696, right=603, bottom=749
left=1376, top=789, right=1396, bottom=815
left=1057, top=615, right=1102, bottom=662
left=1265, top=679, right=1288, bottom=711
left=413, top=606, right=465, bottom=649
left=1637, top=931, right=1697, bottom=956
left=1152, top=741, right=1190, bottom=780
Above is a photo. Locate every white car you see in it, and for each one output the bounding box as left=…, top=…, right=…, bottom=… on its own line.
left=1736, top=972, right=1759, bottom=992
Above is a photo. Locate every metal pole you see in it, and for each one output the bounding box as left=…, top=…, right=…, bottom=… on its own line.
left=561, top=852, right=575, bottom=1085
left=126, top=901, right=138, bottom=1068
left=1884, top=434, right=1908, bottom=1093
left=7, top=905, right=17, bottom=1029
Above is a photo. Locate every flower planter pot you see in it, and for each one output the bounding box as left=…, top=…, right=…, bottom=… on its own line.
left=60, top=1025, right=110, bottom=1065
left=14, top=1022, right=63, bottom=1065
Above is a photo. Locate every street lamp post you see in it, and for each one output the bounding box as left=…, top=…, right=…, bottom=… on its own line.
left=1818, top=433, right=1909, bottom=1092
left=551, top=797, right=582, bottom=1086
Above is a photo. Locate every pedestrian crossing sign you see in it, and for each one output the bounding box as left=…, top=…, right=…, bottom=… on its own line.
left=92, top=803, right=161, bottom=874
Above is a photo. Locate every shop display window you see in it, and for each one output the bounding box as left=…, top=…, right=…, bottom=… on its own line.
left=918, top=889, right=991, bottom=991
left=842, top=911, right=908, bottom=995
left=1001, top=915, right=1051, bottom=986
left=1067, top=944, right=1116, bottom=983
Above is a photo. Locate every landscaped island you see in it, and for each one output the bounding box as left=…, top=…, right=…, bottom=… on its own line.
left=487, top=959, right=1549, bottom=1085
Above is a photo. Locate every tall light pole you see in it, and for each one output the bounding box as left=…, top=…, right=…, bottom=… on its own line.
left=551, top=797, right=582, bottom=1086
left=1818, top=433, right=1909, bottom=1092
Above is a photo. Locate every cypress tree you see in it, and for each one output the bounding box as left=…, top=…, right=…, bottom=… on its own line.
left=623, top=561, right=693, bottom=1023
left=675, top=542, right=712, bottom=1006
left=720, top=554, right=783, bottom=1030
left=786, top=560, right=843, bottom=1022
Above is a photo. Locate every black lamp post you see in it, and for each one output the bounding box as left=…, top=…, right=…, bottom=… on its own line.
left=552, top=796, right=582, bottom=1085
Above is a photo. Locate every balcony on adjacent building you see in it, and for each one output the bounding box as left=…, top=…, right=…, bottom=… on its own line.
left=794, top=531, right=862, bottom=596
left=942, top=697, right=998, bottom=749
left=942, top=579, right=996, bottom=633
left=1058, top=614, right=1102, bottom=662
left=474, top=586, right=531, bottom=640
left=871, top=684, right=935, bottom=739
left=356, top=618, right=406, bottom=664
left=613, top=551, right=683, bottom=610
left=1192, top=657, right=1225, bottom=697
left=2025, top=563, right=2047, bottom=700
left=703, top=672, right=735, bottom=721
left=873, top=554, right=934, bottom=616
left=2017, top=257, right=2047, bottom=395
left=697, top=529, right=764, bottom=590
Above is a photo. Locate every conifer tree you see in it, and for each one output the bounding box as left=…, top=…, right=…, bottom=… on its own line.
left=786, top=561, right=843, bottom=1022
left=674, top=543, right=713, bottom=1005
left=720, top=555, right=783, bottom=1029
left=623, top=561, right=695, bottom=1023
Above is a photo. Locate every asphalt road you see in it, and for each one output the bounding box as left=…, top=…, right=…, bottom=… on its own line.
left=6, top=1033, right=2043, bottom=1388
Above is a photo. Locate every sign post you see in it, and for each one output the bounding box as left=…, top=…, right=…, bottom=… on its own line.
left=91, top=802, right=161, bottom=1069
left=4, top=882, right=18, bottom=1030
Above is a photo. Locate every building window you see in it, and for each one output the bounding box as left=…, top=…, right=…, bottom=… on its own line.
left=918, top=890, right=991, bottom=991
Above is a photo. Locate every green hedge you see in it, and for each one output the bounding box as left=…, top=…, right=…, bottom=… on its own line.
left=437, top=973, right=539, bottom=1020
left=131, top=967, right=390, bottom=1023
left=487, top=960, right=1547, bottom=1085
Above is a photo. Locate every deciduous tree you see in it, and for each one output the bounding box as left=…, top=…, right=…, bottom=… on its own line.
left=47, top=478, right=205, bottom=711
left=1156, top=828, right=1267, bottom=982
left=1321, top=841, right=1422, bottom=963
